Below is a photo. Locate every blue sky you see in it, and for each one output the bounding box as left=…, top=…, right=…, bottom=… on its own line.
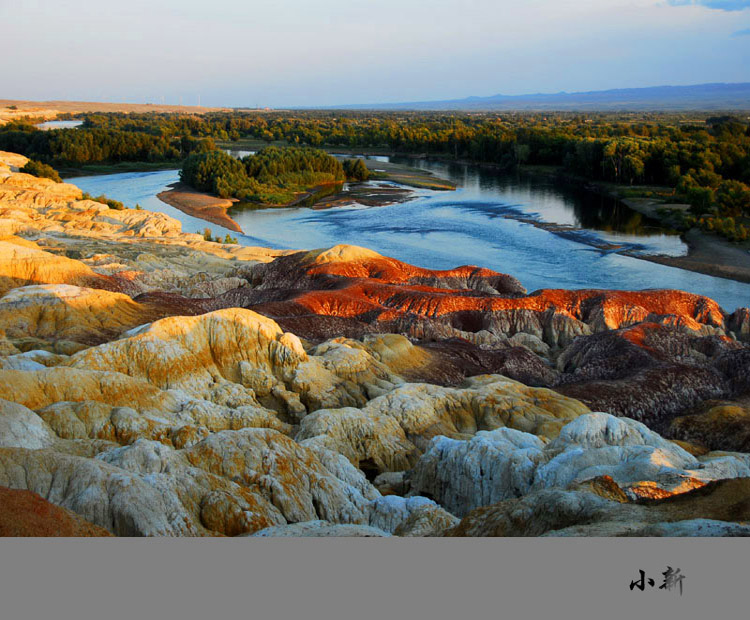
left=668, top=0, right=749, bottom=10
left=0, top=0, right=748, bottom=107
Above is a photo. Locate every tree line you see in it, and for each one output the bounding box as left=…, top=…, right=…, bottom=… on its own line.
left=3, top=110, right=748, bottom=239
left=0, top=121, right=215, bottom=167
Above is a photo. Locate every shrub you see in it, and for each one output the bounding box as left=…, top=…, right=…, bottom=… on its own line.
left=20, top=159, right=62, bottom=183
left=80, top=191, right=125, bottom=210
left=201, top=227, right=238, bottom=244
left=95, top=194, right=125, bottom=210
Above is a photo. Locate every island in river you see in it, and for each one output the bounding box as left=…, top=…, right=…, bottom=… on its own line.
left=156, top=155, right=456, bottom=234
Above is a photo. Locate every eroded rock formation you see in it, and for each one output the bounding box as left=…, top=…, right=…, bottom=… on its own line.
left=1, top=150, right=748, bottom=537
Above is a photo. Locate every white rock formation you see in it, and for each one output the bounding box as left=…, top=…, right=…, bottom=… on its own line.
left=409, top=413, right=750, bottom=516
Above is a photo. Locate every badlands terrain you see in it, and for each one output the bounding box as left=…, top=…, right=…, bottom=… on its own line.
left=1, top=149, right=749, bottom=537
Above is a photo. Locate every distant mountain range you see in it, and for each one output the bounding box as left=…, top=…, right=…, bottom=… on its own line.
left=331, top=83, right=750, bottom=111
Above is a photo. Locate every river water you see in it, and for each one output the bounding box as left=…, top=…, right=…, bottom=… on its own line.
left=38, top=120, right=84, bottom=130
left=68, top=158, right=750, bottom=311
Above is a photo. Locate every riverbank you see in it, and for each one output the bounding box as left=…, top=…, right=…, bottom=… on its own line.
left=579, top=178, right=750, bottom=285
left=310, top=182, right=414, bottom=209
left=631, top=228, right=750, bottom=284
left=364, top=159, right=456, bottom=191
left=514, top=164, right=750, bottom=285
left=156, top=182, right=243, bottom=233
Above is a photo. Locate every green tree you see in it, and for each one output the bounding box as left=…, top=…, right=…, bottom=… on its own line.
left=20, top=159, right=62, bottom=183
left=343, top=158, right=370, bottom=181
left=716, top=180, right=750, bottom=218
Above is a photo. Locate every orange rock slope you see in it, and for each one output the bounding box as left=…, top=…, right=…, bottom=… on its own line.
left=0, top=486, right=112, bottom=536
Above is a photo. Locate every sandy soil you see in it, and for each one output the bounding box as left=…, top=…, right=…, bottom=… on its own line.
left=157, top=183, right=242, bottom=233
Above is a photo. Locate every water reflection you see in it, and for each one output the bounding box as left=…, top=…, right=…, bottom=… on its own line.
left=225, top=149, right=256, bottom=159
left=393, top=157, right=673, bottom=238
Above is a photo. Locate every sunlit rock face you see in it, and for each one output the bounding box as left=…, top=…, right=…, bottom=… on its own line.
left=0, top=150, right=749, bottom=537
left=62, top=308, right=404, bottom=415
left=187, top=247, right=747, bottom=429
left=0, top=239, right=110, bottom=296
left=250, top=244, right=527, bottom=295
left=294, top=375, right=590, bottom=484
left=248, top=252, right=725, bottom=337
left=0, top=284, right=157, bottom=345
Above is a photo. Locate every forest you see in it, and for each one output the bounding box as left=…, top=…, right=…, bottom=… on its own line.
left=2, top=110, right=748, bottom=239
left=0, top=120, right=214, bottom=168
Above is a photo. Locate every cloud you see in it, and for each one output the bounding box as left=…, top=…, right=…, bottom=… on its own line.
left=667, top=1, right=750, bottom=10
left=732, top=27, right=750, bottom=35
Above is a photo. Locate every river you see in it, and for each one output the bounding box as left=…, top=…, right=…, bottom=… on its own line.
left=38, top=120, right=84, bottom=130
left=68, top=157, right=750, bottom=312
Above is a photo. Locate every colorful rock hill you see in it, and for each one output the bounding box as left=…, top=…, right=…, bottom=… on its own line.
left=1, top=150, right=749, bottom=536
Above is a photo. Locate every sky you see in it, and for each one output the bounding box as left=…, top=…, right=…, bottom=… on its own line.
left=1, top=0, right=749, bottom=107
